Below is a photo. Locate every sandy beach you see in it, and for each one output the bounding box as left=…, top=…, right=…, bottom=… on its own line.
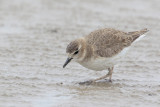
left=0, top=0, right=160, bottom=107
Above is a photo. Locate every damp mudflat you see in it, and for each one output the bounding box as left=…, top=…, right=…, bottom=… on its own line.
left=0, top=0, right=160, bottom=107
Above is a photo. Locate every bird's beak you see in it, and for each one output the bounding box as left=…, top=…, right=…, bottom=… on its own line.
left=63, top=57, right=73, bottom=68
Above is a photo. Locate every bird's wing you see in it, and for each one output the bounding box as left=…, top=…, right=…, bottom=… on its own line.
left=85, top=28, right=134, bottom=57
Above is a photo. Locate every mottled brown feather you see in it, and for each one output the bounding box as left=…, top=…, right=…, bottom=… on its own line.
left=66, top=40, right=79, bottom=53
left=85, top=28, right=148, bottom=58
left=127, top=28, right=149, bottom=42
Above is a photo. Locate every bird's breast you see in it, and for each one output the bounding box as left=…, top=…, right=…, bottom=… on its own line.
left=78, top=57, right=115, bottom=71
left=77, top=47, right=130, bottom=71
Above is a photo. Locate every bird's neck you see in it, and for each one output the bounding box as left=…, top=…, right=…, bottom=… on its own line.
left=77, top=38, right=93, bottom=62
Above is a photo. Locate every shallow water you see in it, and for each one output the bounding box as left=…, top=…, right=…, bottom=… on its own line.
left=0, top=0, right=160, bottom=107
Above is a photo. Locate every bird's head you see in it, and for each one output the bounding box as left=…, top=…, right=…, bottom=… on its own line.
left=63, top=39, right=83, bottom=68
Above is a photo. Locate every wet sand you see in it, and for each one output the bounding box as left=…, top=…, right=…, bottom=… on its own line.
left=0, top=0, right=160, bottom=107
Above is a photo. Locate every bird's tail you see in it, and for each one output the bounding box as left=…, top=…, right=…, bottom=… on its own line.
left=128, top=28, right=149, bottom=43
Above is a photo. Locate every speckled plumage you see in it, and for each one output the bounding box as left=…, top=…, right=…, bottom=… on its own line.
left=85, top=28, right=148, bottom=58
left=66, top=40, right=79, bottom=53
left=64, top=28, right=149, bottom=83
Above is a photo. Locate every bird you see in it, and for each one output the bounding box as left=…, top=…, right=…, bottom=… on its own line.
left=63, top=28, right=149, bottom=84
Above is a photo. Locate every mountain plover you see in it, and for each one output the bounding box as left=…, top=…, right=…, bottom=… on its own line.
left=63, top=28, right=148, bottom=84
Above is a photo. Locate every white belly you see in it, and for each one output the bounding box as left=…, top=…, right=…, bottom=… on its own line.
left=77, top=47, right=129, bottom=71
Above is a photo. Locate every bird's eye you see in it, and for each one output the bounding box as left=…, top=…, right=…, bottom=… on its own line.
left=74, top=50, right=79, bottom=55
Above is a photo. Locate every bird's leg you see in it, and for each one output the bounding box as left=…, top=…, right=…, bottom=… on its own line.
left=79, top=74, right=110, bottom=85
left=108, top=67, right=114, bottom=82
left=92, top=74, right=110, bottom=82
left=92, top=66, right=114, bottom=82
left=79, top=67, right=114, bottom=85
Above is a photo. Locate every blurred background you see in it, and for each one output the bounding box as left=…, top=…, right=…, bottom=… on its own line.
left=0, top=0, right=160, bottom=107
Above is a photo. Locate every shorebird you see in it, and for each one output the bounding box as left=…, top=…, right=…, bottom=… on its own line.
left=63, top=28, right=148, bottom=84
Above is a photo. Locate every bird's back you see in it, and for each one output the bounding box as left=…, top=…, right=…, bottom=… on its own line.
left=84, top=28, right=148, bottom=58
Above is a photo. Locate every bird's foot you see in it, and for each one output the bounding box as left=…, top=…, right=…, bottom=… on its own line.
left=79, top=80, right=93, bottom=85
left=109, top=79, right=112, bottom=83
left=104, top=79, right=112, bottom=83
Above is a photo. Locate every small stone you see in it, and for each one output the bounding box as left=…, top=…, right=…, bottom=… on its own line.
left=148, top=94, right=152, bottom=96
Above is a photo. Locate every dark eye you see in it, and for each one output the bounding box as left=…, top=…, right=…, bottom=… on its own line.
left=74, top=50, right=79, bottom=55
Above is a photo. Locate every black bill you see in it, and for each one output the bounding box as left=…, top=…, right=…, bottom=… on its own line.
left=63, top=57, right=73, bottom=68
